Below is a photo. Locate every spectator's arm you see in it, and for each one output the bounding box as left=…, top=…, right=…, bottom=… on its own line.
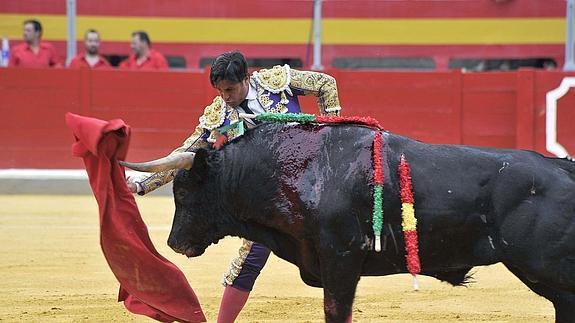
left=157, top=53, right=169, bottom=70
left=48, top=45, right=63, bottom=67
left=68, top=57, right=79, bottom=69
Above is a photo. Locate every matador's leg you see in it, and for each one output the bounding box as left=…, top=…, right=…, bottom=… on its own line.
left=218, top=239, right=271, bottom=323
left=221, top=239, right=271, bottom=291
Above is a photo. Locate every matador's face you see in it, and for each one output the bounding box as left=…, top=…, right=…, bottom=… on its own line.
left=214, top=77, right=249, bottom=109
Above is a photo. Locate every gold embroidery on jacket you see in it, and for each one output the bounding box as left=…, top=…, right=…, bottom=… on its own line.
left=253, top=65, right=292, bottom=95
left=228, top=108, right=240, bottom=124
left=268, top=102, right=288, bottom=114
left=256, top=90, right=273, bottom=109
left=199, top=96, right=226, bottom=130
left=289, top=69, right=341, bottom=116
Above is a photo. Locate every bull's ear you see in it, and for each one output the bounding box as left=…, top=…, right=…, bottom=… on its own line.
left=191, top=148, right=210, bottom=175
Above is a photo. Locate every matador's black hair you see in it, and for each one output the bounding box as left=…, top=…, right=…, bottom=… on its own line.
left=210, top=50, right=248, bottom=86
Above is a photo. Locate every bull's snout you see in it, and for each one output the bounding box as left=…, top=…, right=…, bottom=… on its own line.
left=169, top=243, right=185, bottom=255
left=168, top=233, right=205, bottom=257
left=167, top=235, right=185, bottom=253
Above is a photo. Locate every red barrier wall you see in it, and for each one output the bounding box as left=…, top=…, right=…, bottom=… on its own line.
left=0, top=68, right=573, bottom=169
left=1, top=1, right=565, bottom=70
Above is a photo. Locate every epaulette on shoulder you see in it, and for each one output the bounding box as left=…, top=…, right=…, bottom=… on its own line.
left=252, top=64, right=291, bottom=94
left=199, top=96, right=226, bottom=130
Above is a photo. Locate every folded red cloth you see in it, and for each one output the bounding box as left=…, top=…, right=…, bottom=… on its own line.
left=65, top=112, right=206, bottom=322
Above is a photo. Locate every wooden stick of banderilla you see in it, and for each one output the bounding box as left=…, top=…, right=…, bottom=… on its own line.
left=239, top=113, right=257, bottom=120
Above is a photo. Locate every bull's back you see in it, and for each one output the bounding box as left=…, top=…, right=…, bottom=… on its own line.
left=385, top=133, right=567, bottom=210
left=270, top=123, right=377, bottom=213
left=386, top=134, right=575, bottom=268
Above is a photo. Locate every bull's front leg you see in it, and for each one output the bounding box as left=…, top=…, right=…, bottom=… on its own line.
left=319, top=248, right=363, bottom=323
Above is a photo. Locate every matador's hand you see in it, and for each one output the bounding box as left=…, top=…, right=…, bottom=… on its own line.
left=126, top=176, right=140, bottom=194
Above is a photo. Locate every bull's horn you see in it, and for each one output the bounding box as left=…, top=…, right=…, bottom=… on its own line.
left=119, top=152, right=196, bottom=172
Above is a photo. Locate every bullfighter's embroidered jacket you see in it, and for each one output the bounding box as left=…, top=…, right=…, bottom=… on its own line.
left=137, top=65, right=342, bottom=194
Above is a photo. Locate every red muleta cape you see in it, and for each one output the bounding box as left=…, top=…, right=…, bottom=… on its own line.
left=65, top=112, right=206, bottom=322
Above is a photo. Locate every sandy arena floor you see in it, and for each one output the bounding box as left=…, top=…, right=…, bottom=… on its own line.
left=0, top=195, right=555, bottom=322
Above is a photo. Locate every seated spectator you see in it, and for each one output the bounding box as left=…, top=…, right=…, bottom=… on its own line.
left=69, top=29, right=111, bottom=69
left=119, top=31, right=168, bottom=70
left=9, top=19, right=62, bottom=68
left=543, top=60, right=557, bottom=70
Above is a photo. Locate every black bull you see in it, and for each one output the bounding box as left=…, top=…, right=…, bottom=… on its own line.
left=123, top=122, right=575, bottom=323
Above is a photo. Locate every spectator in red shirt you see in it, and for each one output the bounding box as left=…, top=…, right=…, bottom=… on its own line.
left=119, top=31, right=168, bottom=70
left=69, top=29, right=111, bottom=69
left=9, top=19, right=62, bottom=68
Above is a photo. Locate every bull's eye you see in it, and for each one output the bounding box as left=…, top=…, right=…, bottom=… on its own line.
left=175, top=189, right=187, bottom=201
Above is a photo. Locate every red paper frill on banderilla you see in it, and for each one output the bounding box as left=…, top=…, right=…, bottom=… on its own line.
left=65, top=112, right=206, bottom=323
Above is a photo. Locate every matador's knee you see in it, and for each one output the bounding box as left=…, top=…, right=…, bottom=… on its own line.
left=222, top=239, right=271, bottom=291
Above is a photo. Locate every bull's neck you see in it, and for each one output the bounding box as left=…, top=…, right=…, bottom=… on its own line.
left=217, top=140, right=281, bottom=231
